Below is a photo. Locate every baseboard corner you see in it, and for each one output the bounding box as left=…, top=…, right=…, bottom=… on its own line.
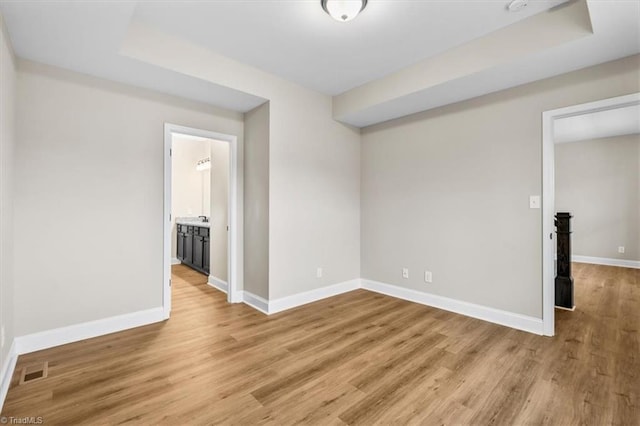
left=555, top=305, right=576, bottom=311
left=207, top=276, right=229, bottom=294
left=268, top=278, right=361, bottom=315
left=243, top=291, right=269, bottom=314
left=0, top=339, right=18, bottom=412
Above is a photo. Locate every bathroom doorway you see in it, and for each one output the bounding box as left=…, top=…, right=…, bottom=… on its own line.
left=163, top=124, right=241, bottom=319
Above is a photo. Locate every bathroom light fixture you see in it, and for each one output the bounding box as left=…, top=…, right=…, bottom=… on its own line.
left=321, top=0, right=367, bottom=22
left=196, top=158, right=211, bottom=171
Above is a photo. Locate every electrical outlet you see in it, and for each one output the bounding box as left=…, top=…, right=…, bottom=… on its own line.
left=1, top=325, right=5, bottom=348
left=316, top=267, right=323, bottom=278
left=618, top=246, right=625, bottom=254
left=402, top=268, right=409, bottom=279
left=529, top=195, right=541, bottom=209
left=424, top=271, right=433, bottom=283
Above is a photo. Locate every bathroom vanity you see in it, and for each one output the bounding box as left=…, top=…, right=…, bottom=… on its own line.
left=176, top=219, right=210, bottom=275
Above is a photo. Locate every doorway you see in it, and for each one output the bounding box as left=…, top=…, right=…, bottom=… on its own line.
left=541, top=92, right=640, bottom=336
left=163, top=124, right=241, bottom=319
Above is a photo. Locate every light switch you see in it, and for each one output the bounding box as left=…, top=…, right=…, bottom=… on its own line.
left=529, top=195, right=541, bottom=209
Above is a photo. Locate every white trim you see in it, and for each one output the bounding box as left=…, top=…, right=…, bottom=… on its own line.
left=542, top=107, right=556, bottom=337
left=268, top=279, right=361, bottom=314
left=14, top=308, right=165, bottom=355
left=207, top=275, right=229, bottom=293
left=362, top=279, right=544, bottom=335
left=242, top=279, right=361, bottom=316
left=227, top=129, right=241, bottom=304
left=240, top=278, right=544, bottom=335
left=164, top=124, right=242, bottom=321
left=163, top=124, right=173, bottom=319
left=572, top=255, right=640, bottom=269
left=555, top=305, right=576, bottom=311
left=541, top=92, right=640, bottom=337
left=171, top=257, right=181, bottom=265
left=242, top=291, right=269, bottom=315
left=1, top=308, right=164, bottom=410
left=0, top=339, right=18, bottom=412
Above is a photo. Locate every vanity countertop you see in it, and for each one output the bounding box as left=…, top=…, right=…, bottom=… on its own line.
left=176, top=217, right=210, bottom=228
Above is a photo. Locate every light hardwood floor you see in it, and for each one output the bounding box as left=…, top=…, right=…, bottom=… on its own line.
left=2, top=263, right=638, bottom=425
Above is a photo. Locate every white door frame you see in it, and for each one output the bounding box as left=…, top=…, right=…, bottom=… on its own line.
left=541, top=92, right=640, bottom=336
left=163, top=123, right=241, bottom=319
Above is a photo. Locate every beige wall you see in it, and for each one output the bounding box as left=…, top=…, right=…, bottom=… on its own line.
left=268, top=90, right=361, bottom=300
left=122, top=26, right=362, bottom=300
left=556, top=134, right=640, bottom=261
left=7, top=13, right=636, bottom=344
left=243, top=102, right=269, bottom=298
left=171, top=136, right=210, bottom=259
left=209, top=140, right=229, bottom=282
left=361, top=55, right=640, bottom=319
left=0, top=12, right=16, bottom=370
left=14, top=60, right=244, bottom=336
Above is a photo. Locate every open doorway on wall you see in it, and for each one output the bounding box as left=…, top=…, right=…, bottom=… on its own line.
left=542, top=93, right=640, bottom=336
left=163, top=124, right=240, bottom=319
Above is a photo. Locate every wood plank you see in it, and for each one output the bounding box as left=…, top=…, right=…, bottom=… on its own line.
left=1, top=263, right=638, bottom=424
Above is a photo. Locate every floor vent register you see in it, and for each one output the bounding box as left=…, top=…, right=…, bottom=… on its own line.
left=19, top=361, right=49, bottom=385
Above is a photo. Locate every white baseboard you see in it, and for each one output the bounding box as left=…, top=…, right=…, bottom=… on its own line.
left=0, top=274, right=549, bottom=409
left=361, top=279, right=544, bottom=335
left=206, top=277, right=242, bottom=304
left=207, top=276, right=228, bottom=293
left=229, top=291, right=244, bottom=304
left=171, top=257, right=181, bottom=265
left=268, top=279, right=361, bottom=314
left=243, top=291, right=269, bottom=314
left=241, top=278, right=543, bottom=335
left=572, top=255, right=640, bottom=269
left=555, top=305, right=576, bottom=311
left=15, top=307, right=165, bottom=355
left=0, top=339, right=18, bottom=413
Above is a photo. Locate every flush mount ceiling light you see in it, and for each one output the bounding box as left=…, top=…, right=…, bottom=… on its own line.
left=321, top=0, right=368, bottom=22
left=507, top=0, right=528, bottom=12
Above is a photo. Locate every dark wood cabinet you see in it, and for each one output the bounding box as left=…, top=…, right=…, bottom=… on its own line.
left=177, top=231, right=185, bottom=261
left=185, top=231, right=193, bottom=265
left=193, top=235, right=204, bottom=269
left=176, top=224, right=210, bottom=275
left=203, top=235, right=210, bottom=272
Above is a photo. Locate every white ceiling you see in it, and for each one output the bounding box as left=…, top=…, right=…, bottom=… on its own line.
left=554, top=104, right=640, bottom=144
left=0, top=1, right=266, bottom=112
left=336, top=0, right=640, bottom=126
left=131, top=0, right=566, bottom=96
left=0, top=0, right=638, bottom=126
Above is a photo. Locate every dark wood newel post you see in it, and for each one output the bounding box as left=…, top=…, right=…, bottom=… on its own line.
left=555, top=212, right=574, bottom=309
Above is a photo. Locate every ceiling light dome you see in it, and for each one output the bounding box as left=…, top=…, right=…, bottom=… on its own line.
left=321, top=0, right=368, bottom=22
